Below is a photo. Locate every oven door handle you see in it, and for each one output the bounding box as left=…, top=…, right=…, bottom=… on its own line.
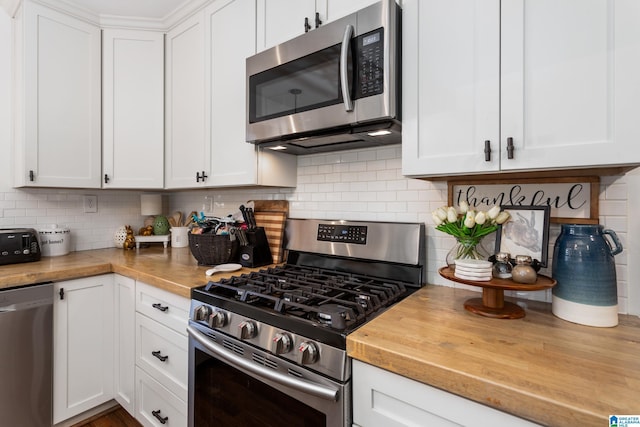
left=340, top=24, right=354, bottom=112
left=187, top=325, right=340, bottom=402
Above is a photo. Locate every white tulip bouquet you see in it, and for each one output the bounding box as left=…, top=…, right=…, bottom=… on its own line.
left=432, top=202, right=511, bottom=262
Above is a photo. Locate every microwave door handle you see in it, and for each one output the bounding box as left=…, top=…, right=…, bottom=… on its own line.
left=340, top=24, right=354, bottom=112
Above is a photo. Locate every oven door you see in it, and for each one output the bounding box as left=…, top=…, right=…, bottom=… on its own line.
left=187, top=323, right=350, bottom=427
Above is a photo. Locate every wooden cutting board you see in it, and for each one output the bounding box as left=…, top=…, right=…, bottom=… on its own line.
left=251, top=200, right=288, bottom=264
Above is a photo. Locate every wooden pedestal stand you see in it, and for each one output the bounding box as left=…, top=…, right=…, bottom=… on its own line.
left=438, top=266, right=556, bottom=319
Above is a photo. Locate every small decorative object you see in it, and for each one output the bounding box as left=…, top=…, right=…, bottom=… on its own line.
left=511, top=255, right=537, bottom=284
left=138, top=225, right=154, bottom=236
left=495, top=205, right=551, bottom=267
left=114, top=225, right=128, bottom=248
left=432, top=202, right=511, bottom=269
left=153, top=215, right=170, bottom=235
left=453, top=259, right=493, bottom=281
left=492, top=252, right=513, bottom=279
left=552, top=224, right=623, bottom=327
left=123, top=225, right=136, bottom=250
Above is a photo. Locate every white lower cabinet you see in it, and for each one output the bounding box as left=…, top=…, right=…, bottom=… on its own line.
left=136, top=367, right=188, bottom=427
left=53, top=275, right=190, bottom=426
left=53, top=275, right=114, bottom=424
left=136, top=312, right=188, bottom=401
left=135, top=281, right=190, bottom=427
left=352, top=360, right=540, bottom=427
left=114, top=274, right=136, bottom=416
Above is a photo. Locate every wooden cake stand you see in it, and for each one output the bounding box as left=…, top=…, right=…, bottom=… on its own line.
left=438, top=266, right=556, bottom=319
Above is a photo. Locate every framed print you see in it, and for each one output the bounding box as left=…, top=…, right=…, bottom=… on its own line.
left=494, top=205, right=551, bottom=267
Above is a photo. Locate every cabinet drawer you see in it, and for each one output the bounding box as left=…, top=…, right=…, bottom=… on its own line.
left=136, top=281, right=190, bottom=335
left=136, top=366, right=187, bottom=427
left=136, top=313, right=188, bottom=401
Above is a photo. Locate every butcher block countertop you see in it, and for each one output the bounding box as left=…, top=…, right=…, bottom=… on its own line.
left=347, top=285, right=640, bottom=427
left=2, top=249, right=639, bottom=425
left=0, top=246, right=266, bottom=298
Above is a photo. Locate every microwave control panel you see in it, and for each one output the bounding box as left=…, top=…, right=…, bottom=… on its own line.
left=317, top=224, right=368, bottom=245
left=356, top=28, right=384, bottom=98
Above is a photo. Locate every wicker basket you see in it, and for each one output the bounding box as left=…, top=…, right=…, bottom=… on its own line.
left=188, top=233, right=239, bottom=266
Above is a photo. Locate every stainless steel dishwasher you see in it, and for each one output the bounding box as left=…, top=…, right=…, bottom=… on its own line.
left=0, top=282, right=53, bottom=427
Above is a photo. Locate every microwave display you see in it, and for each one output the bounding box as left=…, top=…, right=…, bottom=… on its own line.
left=248, top=28, right=385, bottom=124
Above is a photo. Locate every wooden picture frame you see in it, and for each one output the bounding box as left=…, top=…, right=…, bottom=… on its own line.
left=495, top=205, right=551, bottom=267
left=447, top=176, right=599, bottom=224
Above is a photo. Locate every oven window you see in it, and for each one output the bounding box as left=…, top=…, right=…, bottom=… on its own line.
left=249, top=44, right=349, bottom=123
left=193, top=348, right=326, bottom=427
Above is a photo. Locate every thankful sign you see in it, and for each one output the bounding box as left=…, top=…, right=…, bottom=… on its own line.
left=447, top=177, right=599, bottom=224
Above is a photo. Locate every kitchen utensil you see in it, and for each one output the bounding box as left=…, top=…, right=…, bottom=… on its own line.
left=185, top=211, right=197, bottom=227
left=239, top=205, right=250, bottom=227
left=205, top=263, right=242, bottom=276
left=246, top=207, right=257, bottom=230
left=172, top=211, right=184, bottom=227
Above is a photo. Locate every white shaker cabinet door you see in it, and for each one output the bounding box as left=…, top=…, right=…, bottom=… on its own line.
left=53, top=275, right=114, bottom=424
left=500, top=0, right=640, bottom=171
left=114, top=274, right=136, bottom=417
left=352, top=360, right=541, bottom=427
left=165, top=12, right=209, bottom=189
left=13, top=0, right=101, bottom=188
left=256, top=0, right=316, bottom=52
left=102, top=29, right=164, bottom=189
left=322, top=0, right=380, bottom=23
left=402, top=0, right=501, bottom=177
left=206, top=0, right=296, bottom=188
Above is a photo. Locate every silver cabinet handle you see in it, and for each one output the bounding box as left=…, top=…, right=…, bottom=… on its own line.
left=340, top=25, right=354, bottom=112
left=187, top=325, right=339, bottom=401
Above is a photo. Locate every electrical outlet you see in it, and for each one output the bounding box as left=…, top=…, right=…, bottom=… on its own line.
left=83, top=195, right=98, bottom=213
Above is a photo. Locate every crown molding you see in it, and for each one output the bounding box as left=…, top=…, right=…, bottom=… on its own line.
left=14, top=0, right=211, bottom=31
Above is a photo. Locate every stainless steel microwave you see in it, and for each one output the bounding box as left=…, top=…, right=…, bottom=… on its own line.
left=246, top=0, right=401, bottom=154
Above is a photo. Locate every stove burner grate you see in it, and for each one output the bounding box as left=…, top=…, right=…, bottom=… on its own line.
left=201, top=264, right=410, bottom=330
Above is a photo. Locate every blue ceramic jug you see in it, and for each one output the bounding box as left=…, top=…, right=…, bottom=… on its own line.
left=551, top=224, right=623, bottom=327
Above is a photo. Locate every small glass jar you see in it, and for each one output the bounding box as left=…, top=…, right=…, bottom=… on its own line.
left=492, top=252, right=513, bottom=279
left=512, top=255, right=537, bottom=284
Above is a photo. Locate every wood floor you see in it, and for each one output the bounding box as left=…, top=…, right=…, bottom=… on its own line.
left=72, top=406, right=142, bottom=427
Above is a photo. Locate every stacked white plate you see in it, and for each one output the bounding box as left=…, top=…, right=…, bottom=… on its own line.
left=454, top=259, right=493, bottom=281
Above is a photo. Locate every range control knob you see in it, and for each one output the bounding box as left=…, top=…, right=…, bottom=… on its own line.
left=193, top=305, right=211, bottom=322
left=270, top=332, right=293, bottom=354
left=297, top=341, right=319, bottom=365
left=208, top=309, right=228, bottom=328
left=237, top=320, right=257, bottom=340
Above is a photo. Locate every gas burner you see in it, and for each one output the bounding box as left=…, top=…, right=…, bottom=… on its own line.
left=317, top=304, right=349, bottom=327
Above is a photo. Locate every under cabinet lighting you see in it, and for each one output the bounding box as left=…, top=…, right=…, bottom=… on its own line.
left=268, top=146, right=288, bottom=150
left=367, top=130, right=392, bottom=137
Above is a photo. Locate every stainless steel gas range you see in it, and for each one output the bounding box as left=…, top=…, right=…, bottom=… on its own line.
left=187, top=219, right=425, bottom=427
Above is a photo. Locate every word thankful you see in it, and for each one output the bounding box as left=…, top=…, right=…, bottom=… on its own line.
left=453, top=184, right=587, bottom=210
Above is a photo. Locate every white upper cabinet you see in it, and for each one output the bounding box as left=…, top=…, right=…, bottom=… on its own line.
left=13, top=0, right=102, bottom=188
left=402, top=0, right=640, bottom=178
left=256, top=0, right=316, bottom=52
left=164, top=13, right=208, bottom=189
left=256, top=0, right=379, bottom=52
left=102, top=29, right=165, bottom=189
left=204, top=0, right=297, bottom=188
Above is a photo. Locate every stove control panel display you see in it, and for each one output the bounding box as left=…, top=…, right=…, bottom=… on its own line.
left=317, top=224, right=367, bottom=244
